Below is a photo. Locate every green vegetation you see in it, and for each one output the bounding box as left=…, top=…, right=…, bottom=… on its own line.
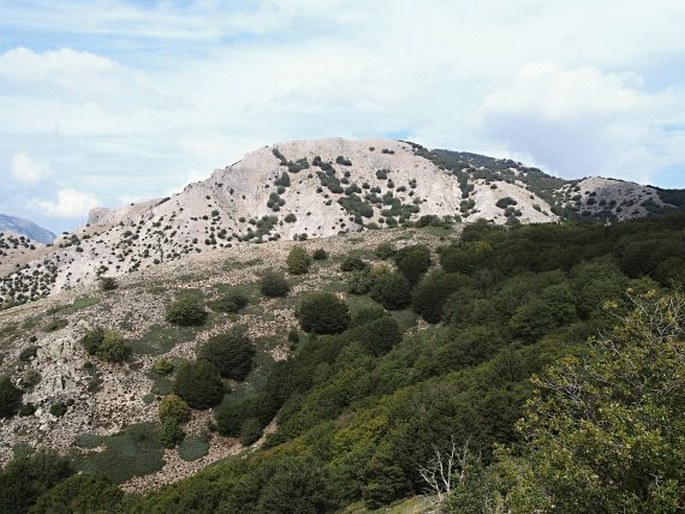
left=79, top=327, right=132, bottom=363
left=297, top=292, right=351, bottom=334
left=198, top=327, right=255, bottom=380
left=30, top=472, right=124, bottom=514
left=260, top=269, right=291, bottom=298
left=165, top=292, right=208, bottom=326
left=179, top=436, right=210, bottom=461
left=0, top=375, right=22, bottom=418
left=174, top=359, right=225, bottom=409
left=211, top=288, right=249, bottom=314
left=286, top=246, right=312, bottom=275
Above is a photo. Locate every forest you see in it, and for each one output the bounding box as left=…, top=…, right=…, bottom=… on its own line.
left=1, top=215, right=684, bottom=513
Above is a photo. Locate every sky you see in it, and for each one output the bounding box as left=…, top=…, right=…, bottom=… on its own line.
left=0, top=0, right=684, bottom=233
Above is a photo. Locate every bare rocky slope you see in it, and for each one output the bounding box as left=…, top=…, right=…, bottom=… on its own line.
left=1, top=137, right=682, bottom=309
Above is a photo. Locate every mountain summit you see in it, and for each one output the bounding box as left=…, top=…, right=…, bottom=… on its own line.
left=0, top=138, right=683, bottom=309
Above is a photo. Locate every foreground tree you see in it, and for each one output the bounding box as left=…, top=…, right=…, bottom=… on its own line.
left=507, top=290, right=685, bottom=513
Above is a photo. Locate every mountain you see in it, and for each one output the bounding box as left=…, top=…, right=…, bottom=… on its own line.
left=0, top=137, right=683, bottom=309
left=0, top=213, right=55, bottom=244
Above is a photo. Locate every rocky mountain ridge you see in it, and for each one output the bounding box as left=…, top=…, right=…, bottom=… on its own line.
left=0, top=137, right=682, bottom=309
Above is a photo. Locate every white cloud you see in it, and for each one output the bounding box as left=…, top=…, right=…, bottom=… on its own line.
left=35, top=189, right=100, bottom=218
left=11, top=151, right=50, bottom=184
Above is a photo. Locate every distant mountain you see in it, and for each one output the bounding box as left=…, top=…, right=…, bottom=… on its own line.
left=1, top=137, right=684, bottom=308
left=0, top=213, right=55, bottom=244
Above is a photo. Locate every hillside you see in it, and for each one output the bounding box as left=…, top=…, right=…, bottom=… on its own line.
left=0, top=214, right=55, bottom=245
left=2, top=138, right=684, bottom=311
left=0, top=213, right=682, bottom=513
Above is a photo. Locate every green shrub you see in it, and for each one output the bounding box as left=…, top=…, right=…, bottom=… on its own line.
left=30, top=472, right=123, bottom=514
left=0, top=451, right=74, bottom=513
left=198, top=327, right=255, bottom=381
left=312, top=248, right=328, bottom=260
left=99, top=330, right=132, bottom=362
left=173, top=360, right=224, bottom=409
left=152, top=358, right=174, bottom=375
left=158, top=418, right=185, bottom=448
left=394, top=244, right=431, bottom=286
left=375, top=242, right=396, bottom=260
left=496, top=196, right=518, bottom=209
left=239, top=418, right=263, bottom=446
left=212, top=290, right=249, bottom=314
left=284, top=213, right=297, bottom=223
left=340, top=256, right=368, bottom=272
left=158, top=394, right=191, bottom=424
left=19, top=345, right=39, bottom=362
left=347, top=269, right=377, bottom=295
left=371, top=273, right=412, bottom=310
left=178, top=436, right=209, bottom=461
left=80, top=327, right=105, bottom=355
left=297, top=292, right=351, bottom=334
left=99, top=276, right=118, bottom=291
left=260, top=270, right=291, bottom=298
left=353, top=316, right=402, bottom=356
left=412, top=271, right=474, bottom=323
left=165, top=294, right=208, bottom=326
left=0, top=375, right=22, bottom=418
left=50, top=401, right=68, bottom=417
left=287, top=246, right=311, bottom=275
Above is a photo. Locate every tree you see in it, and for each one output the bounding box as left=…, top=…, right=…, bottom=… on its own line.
left=31, top=472, right=123, bottom=513
left=79, top=327, right=131, bottom=363
left=260, top=269, right=291, bottom=298
left=173, top=360, right=224, bottom=409
left=371, top=273, right=412, bottom=310
left=297, top=292, right=351, bottom=334
left=158, top=394, right=191, bottom=424
left=198, top=327, right=255, bottom=380
left=0, top=451, right=74, bottom=513
left=509, top=291, right=685, bottom=513
left=165, top=294, right=208, bottom=326
left=287, top=246, right=311, bottom=275
left=412, top=271, right=474, bottom=323
left=394, top=244, right=431, bottom=286
left=0, top=376, right=22, bottom=418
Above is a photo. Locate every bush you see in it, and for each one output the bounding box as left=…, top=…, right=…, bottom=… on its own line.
left=496, top=196, right=518, bottom=209
left=371, top=273, right=412, bottom=310
left=340, top=256, right=368, bottom=272
left=375, top=242, right=396, bottom=260
left=354, top=316, right=402, bottom=356
left=394, top=244, right=431, bottom=286
left=312, top=248, right=328, bottom=260
left=166, top=294, right=208, bottom=326
left=239, top=418, right=263, bottom=446
left=260, top=270, right=291, bottom=298
left=50, top=401, right=68, bottom=417
left=99, top=330, right=132, bottom=362
left=212, top=290, right=249, bottom=314
left=287, top=246, right=311, bottom=275
left=80, top=328, right=131, bottom=363
left=284, top=213, right=297, bottom=223
left=99, top=276, right=118, bottom=291
left=0, top=376, right=22, bottom=418
left=297, top=292, right=351, bottom=334
left=30, top=472, right=123, bottom=514
left=152, top=358, right=174, bottom=375
left=158, top=418, right=185, bottom=448
left=158, top=394, right=191, bottom=424
left=173, top=360, right=224, bottom=409
left=0, top=451, right=74, bottom=513
left=412, top=271, right=474, bottom=323
left=348, top=269, right=376, bottom=295
left=198, top=327, right=255, bottom=381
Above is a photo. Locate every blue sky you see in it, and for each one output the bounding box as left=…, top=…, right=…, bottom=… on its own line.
left=0, top=0, right=684, bottom=232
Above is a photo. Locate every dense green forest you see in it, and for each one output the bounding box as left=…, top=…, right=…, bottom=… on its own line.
left=2, top=215, right=684, bottom=513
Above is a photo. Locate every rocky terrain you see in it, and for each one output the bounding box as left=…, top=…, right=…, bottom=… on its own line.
left=0, top=138, right=682, bottom=310
left=0, top=225, right=446, bottom=490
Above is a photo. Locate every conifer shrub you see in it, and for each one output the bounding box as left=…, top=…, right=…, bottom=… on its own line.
left=165, top=294, right=207, bottom=326
left=158, top=418, right=185, bottom=448
left=296, top=292, right=351, bottom=334
left=260, top=269, right=291, bottom=298
left=0, top=375, right=22, bottom=418
left=394, top=244, right=431, bottom=285
left=211, top=290, right=249, bottom=314
left=99, top=276, right=118, bottom=291
left=198, top=327, right=255, bottom=381
left=173, top=360, right=224, bottom=409
left=371, top=273, right=412, bottom=310
left=312, top=248, right=328, bottom=260
left=287, top=246, right=311, bottom=275
left=158, top=394, right=191, bottom=424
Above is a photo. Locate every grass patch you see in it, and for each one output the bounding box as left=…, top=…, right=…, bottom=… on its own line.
left=75, top=423, right=164, bottom=484
left=178, top=436, right=209, bottom=461
left=131, top=324, right=199, bottom=355
left=148, top=370, right=174, bottom=396
left=223, top=257, right=263, bottom=272
left=44, top=318, right=68, bottom=332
